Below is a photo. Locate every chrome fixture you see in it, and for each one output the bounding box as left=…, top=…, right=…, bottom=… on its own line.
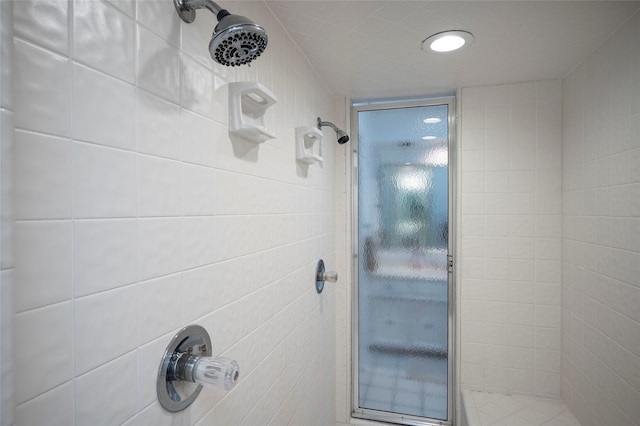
left=315, top=259, right=338, bottom=293
left=157, top=325, right=239, bottom=412
left=317, top=117, right=350, bottom=144
left=174, top=0, right=268, bottom=66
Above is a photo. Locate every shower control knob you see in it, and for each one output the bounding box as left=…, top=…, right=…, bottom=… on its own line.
left=315, top=259, right=338, bottom=293
left=322, top=271, right=338, bottom=283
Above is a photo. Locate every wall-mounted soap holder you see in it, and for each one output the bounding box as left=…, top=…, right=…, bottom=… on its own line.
left=157, top=325, right=239, bottom=412
left=229, top=82, right=277, bottom=143
left=315, top=259, right=338, bottom=293
left=295, top=127, right=323, bottom=164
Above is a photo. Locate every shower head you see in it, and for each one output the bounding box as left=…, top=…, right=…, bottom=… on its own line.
left=174, top=0, right=268, bottom=67
left=317, top=117, right=350, bottom=144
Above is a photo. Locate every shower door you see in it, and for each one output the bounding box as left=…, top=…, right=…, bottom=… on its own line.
left=352, top=98, right=454, bottom=425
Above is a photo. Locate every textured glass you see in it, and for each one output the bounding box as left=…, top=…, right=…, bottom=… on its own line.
left=358, top=104, right=449, bottom=420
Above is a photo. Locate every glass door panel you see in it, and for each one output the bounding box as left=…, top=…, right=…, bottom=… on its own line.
left=354, top=99, right=453, bottom=424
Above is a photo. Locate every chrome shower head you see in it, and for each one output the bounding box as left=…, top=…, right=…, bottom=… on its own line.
left=174, top=0, right=268, bottom=67
left=318, top=117, right=350, bottom=144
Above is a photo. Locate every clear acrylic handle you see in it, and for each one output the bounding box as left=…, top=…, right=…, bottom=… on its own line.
left=193, top=356, right=240, bottom=391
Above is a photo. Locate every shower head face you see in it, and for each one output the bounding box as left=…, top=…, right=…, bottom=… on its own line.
left=209, top=14, right=268, bottom=66
left=336, top=130, right=349, bottom=144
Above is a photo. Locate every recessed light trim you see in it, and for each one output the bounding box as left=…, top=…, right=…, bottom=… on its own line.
left=423, top=30, right=474, bottom=53
left=423, top=117, right=441, bottom=124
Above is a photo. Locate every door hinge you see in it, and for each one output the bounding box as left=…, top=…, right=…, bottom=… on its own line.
left=447, top=255, right=454, bottom=273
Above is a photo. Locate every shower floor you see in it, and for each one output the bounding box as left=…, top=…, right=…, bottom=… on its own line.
left=462, top=390, right=581, bottom=426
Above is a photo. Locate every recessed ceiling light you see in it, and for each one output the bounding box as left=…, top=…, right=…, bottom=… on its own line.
left=423, top=117, right=441, bottom=124
left=422, top=136, right=437, bottom=140
left=423, top=30, right=474, bottom=53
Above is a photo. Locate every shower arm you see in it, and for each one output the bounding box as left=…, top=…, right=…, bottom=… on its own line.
left=174, top=0, right=229, bottom=21
left=317, top=118, right=338, bottom=132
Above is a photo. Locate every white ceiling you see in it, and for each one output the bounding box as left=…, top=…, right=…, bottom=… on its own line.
left=265, top=1, right=640, bottom=100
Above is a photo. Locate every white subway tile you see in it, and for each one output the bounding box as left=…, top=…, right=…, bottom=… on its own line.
left=510, top=170, right=535, bottom=193
left=182, top=109, right=216, bottom=167
left=511, top=104, right=536, bottom=127
left=485, top=215, right=509, bottom=237
left=182, top=54, right=214, bottom=118
left=510, top=148, right=536, bottom=171
left=14, top=39, right=69, bottom=136
left=14, top=130, right=71, bottom=220
left=508, top=302, right=534, bottom=326
left=72, top=64, right=135, bottom=150
left=76, top=352, right=138, bottom=426
left=510, top=215, right=535, bottom=237
left=136, top=90, right=182, bottom=160
left=138, top=274, right=182, bottom=344
left=510, top=83, right=535, bottom=105
left=137, top=0, right=181, bottom=47
left=137, top=154, right=182, bottom=217
left=485, top=237, right=509, bottom=258
left=462, top=87, right=486, bottom=109
left=137, top=25, right=181, bottom=104
left=14, top=0, right=68, bottom=56
left=74, top=0, right=135, bottom=83
left=509, top=324, right=535, bottom=348
left=509, top=193, right=534, bottom=215
left=486, top=106, right=509, bottom=128
left=181, top=163, right=215, bottom=216
left=105, top=0, right=135, bottom=17
left=73, top=142, right=136, bottom=218
left=75, top=285, right=137, bottom=374
left=138, top=218, right=182, bottom=281
left=536, top=328, right=561, bottom=350
left=74, top=219, right=137, bottom=297
left=485, top=171, right=509, bottom=193
left=536, top=80, right=562, bottom=103
left=182, top=217, right=218, bottom=269
left=509, top=282, right=536, bottom=303
left=485, top=193, right=509, bottom=215
left=537, top=102, right=562, bottom=128
left=486, top=127, right=509, bottom=150
left=461, top=128, right=486, bottom=151
left=16, top=382, right=73, bottom=426
left=15, top=221, right=72, bottom=312
left=485, top=85, right=510, bottom=106
left=486, top=149, right=510, bottom=171
left=14, top=302, right=73, bottom=404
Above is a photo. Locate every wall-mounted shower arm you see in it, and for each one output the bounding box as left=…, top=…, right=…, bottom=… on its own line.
left=317, top=117, right=350, bottom=144
left=174, top=0, right=228, bottom=20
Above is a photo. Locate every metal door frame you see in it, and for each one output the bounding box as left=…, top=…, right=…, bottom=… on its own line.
left=350, top=97, right=457, bottom=426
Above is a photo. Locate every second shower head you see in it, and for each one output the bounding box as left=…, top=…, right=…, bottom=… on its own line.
left=317, top=117, right=350, bottom=144
left=174, top=0, right=268, bottom=67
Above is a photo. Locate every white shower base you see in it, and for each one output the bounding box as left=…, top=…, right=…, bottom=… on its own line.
left=461, top=390, right=580, bottom=426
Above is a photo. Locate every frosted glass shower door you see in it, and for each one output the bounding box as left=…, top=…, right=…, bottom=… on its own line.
left=353, top=99, right=453, bottom=425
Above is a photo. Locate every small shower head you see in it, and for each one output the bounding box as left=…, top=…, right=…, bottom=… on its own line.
left=317, top=117, right=350, bottom=144
left=174, top=0, right=268, bottom=67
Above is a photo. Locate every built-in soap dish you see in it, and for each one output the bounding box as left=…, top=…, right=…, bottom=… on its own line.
left=295, top=127, right=323, bottom=164
left=228, top=82, right=277, bottom=143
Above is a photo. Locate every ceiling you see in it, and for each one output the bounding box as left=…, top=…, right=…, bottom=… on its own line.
left=265, top=1, right=640, bottom=100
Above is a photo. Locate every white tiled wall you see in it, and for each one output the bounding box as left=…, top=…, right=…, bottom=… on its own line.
left=459, top=80, right=563, bottom=397
left=0, top=0, right=14, bottom=424
left=9, top=0, right=336, bottom=424
left=561, top=11, right=640, bottom=426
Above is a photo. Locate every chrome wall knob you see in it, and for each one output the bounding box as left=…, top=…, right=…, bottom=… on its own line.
left=315, top=259, right=338, bottom=293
